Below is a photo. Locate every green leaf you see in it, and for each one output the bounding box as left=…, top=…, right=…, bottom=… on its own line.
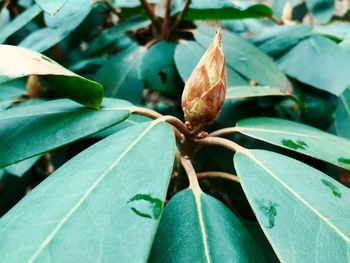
left=0, top=45, right=103, bottom=108
left=226, top=86, right=289, bottom=100
left=313, top=22, right=350, bottom=41
left=34, top=0, right=69, bottom=15
left=252, top=25, right=311, bottom=57
left=86, top=16, right=149, bottom=56
left=305, top=0, right=335, bottom=23
left=0, top=4, right=42, bottom=43
left=193, top=28, right=289, bottom=91
left=0, top=8, right=10, bottom=28
left=0, top=121, right=175, bottom=262
left=236, top=117, right=350, bottom=170
left=0, top=98, right=132, bottom=167
left=149, top=188, right=266, bottom=262
left=20, top=0, right=92, bottom=52
left=234, top=149, right=350, bottom=262
left=114, top=0, right=159, bottom=8
left=278, top=35, right=350, bottom=96
left=173, top=0, right=272, bottom=20
left=0, top=79, right=26, bottom=110
left=140, top=41, right=182, bottom=96
left=4, top=156, right=41, bottom=177
left=90, top=114, right=150, bottom=138
left=333, top=88, right=350, bottom=139
left=174, top=40, right=247, bottom=87
left=94, top=44, right=145, bottom=104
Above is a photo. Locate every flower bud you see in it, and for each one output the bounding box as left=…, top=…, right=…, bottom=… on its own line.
left=181, top=29, right=226, bottom=133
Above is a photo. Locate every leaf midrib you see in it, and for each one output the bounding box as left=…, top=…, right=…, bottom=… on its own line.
left=0, top=106, right=132, bottom=121
left=28, top=121, right=159, bottom=262
left=237, top=127, right=322, bottom=139
left=245, top=150, right=350, bottom=244
left=191, top=188, right=211, bottom=263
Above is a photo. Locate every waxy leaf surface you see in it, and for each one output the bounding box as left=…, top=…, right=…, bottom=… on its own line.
left=235, top=150, right=350, bottom=262
left=0, top=98, right=132, bottom=167
left=0, top=121, right=175, bottom=262
left=0, top=45, right=103, bottom=108
left=149, top=188, right=266, bottom=262
left=193, top=28, right=289, bottom=91
left=237, top=117, right=350, bottom=170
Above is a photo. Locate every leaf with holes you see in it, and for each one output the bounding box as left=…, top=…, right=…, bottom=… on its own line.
left=149, top=188, right=266, bottom=262
left=234, top=149, right=350, bottom=262
left=236, top=117, right=350, bottom=170
left=140, top=41, right=182, bottom=96
left=0, top=121, right=175, bottom=262
left=0, top=98, right=133, bottom=167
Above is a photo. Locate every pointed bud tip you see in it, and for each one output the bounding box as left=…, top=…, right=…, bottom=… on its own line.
left=181, top=28, right=227, bottom=133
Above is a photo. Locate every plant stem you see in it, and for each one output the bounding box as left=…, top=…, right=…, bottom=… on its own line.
left=95, top=0, right=123, bottom=20
left=209, top=127, right=240, bottom=137
left=197, top=171, right=240, bottom=184
left=171, top=0, right=191, bottom=31
left=131, top=106, right=163, bottom=119
left=157, top=115, right=193, bottom=138
left=180, top=156, right=200, bottom=189
left=161, top=0, right=172, bottom=40
left=269, top=15, right=284, bottom=25
left=195, top=136, right=247, bottom=153
left=140, top=0, right=160, bottom=32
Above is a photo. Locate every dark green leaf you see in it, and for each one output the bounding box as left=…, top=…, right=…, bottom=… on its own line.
left=236, top=117, right=350, bottom=170
left=173, top=0, right=272, bottom=20
left=0, top=8, right=10, bottom=28
left=0, top=98, right=132, bottom=167
left=194, top=28, right=289, bottom=91
left=114, top=0, right=158, bottom=8
left=90, top=114, right=150, bottom=138
left=305, top=0, right=335, bottom=23
left=0, top=121, right=175, bottom=262
left=4, top=156, right=41, bottom=177
left=235, top=149, right=350, bottom=262
left=34, top=0, right=69, bottom=15
left=333, top=88, right=350, bottom=139
left=226, top=86, right=289, bottom=100
left=0, top=45, right=103, bottom=108
left=86, top=16, right=149, bottom=56
left=314, top=22, right=350, bottom=41
left=174, top=40, right=247, bottom=87
left=0, top=4, right=42, bottom=43
left=94, top=44, right=145, bottom=104
left=150, top=188, right=266, bottom=262
left=278, top=35, right=350, bottom=96
left=20, top=0, right=92, bottom=52
left=140, top=41, right=182, bottom=96
left=252, top=25, right=311, bottom=57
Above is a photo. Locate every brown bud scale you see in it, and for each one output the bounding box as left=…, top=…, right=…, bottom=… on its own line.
left=181, top=29, right=226, bottom=133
